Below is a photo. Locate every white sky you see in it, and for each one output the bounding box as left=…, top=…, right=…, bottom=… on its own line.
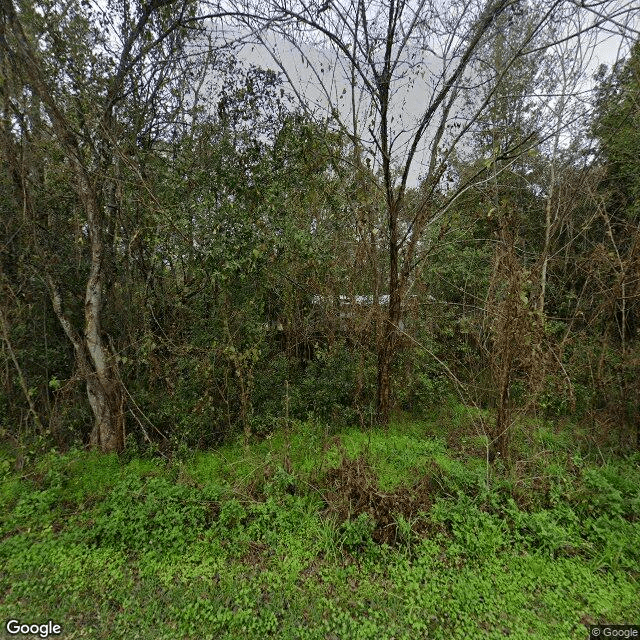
left=206, top=4, right=637, bottom=186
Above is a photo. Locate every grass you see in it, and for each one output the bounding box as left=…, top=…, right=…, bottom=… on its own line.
left=1, top=412, right=639, bottom=639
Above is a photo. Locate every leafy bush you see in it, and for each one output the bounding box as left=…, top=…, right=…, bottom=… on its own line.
left=294, top=344, right=366, bottom=426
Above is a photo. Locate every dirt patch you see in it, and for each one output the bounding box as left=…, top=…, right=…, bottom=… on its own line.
left=320, top=452, right=437, bottom=545
left=241, top=540, right=270, bottom=567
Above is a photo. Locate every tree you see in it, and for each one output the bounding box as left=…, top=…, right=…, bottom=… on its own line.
left=589, top=41, right=640, bottom=447
left=234, top=0, right=636, bottom=424
left=450, top=5, right=595, bottom=458
left=0, top=0, right=224, bottom=450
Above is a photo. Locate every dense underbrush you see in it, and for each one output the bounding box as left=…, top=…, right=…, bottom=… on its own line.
left=1, top=414, right=639, bottom=639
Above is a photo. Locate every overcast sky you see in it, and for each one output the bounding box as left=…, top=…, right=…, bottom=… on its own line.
left=208, top=9, right=636, bottom=186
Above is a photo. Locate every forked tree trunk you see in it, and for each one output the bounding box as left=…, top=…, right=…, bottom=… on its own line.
left=86, top=375, right=124, bottom=452
left=48, top=274, right=124, bottom=453
left=82, top=186, right=124, bottom=452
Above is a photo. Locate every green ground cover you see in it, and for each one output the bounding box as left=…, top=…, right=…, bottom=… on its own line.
left=1, top=413, right=639, bottom=639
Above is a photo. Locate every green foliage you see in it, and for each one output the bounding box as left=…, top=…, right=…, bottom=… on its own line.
left=593, top=42, right=640, bottom=221
left=86, top=476, right=207, bottom=555
left=399, top=345, right=456, bottom=413
left=431, top=497, right=508, bottom=558
left=339, top=512, right=376, bottom=551
left=1, top=0, right=637, bottom=467
left=2, top=422, right=639, bottom=639
left=294, top=344, right=367, bottom=426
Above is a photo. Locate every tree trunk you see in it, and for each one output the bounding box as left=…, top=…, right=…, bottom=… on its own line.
left=376, top=204, right=401, bottom=424
left=82, top=189, right=124, bottom=452
left=376, top=330, right=393, bottom=425
left=494, top=358, right=512, bottom=461
left=48, top=271, right=124, bottom=453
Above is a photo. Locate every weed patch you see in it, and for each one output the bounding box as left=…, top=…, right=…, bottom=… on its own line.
left=1, top=420, right=639, bottom=639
